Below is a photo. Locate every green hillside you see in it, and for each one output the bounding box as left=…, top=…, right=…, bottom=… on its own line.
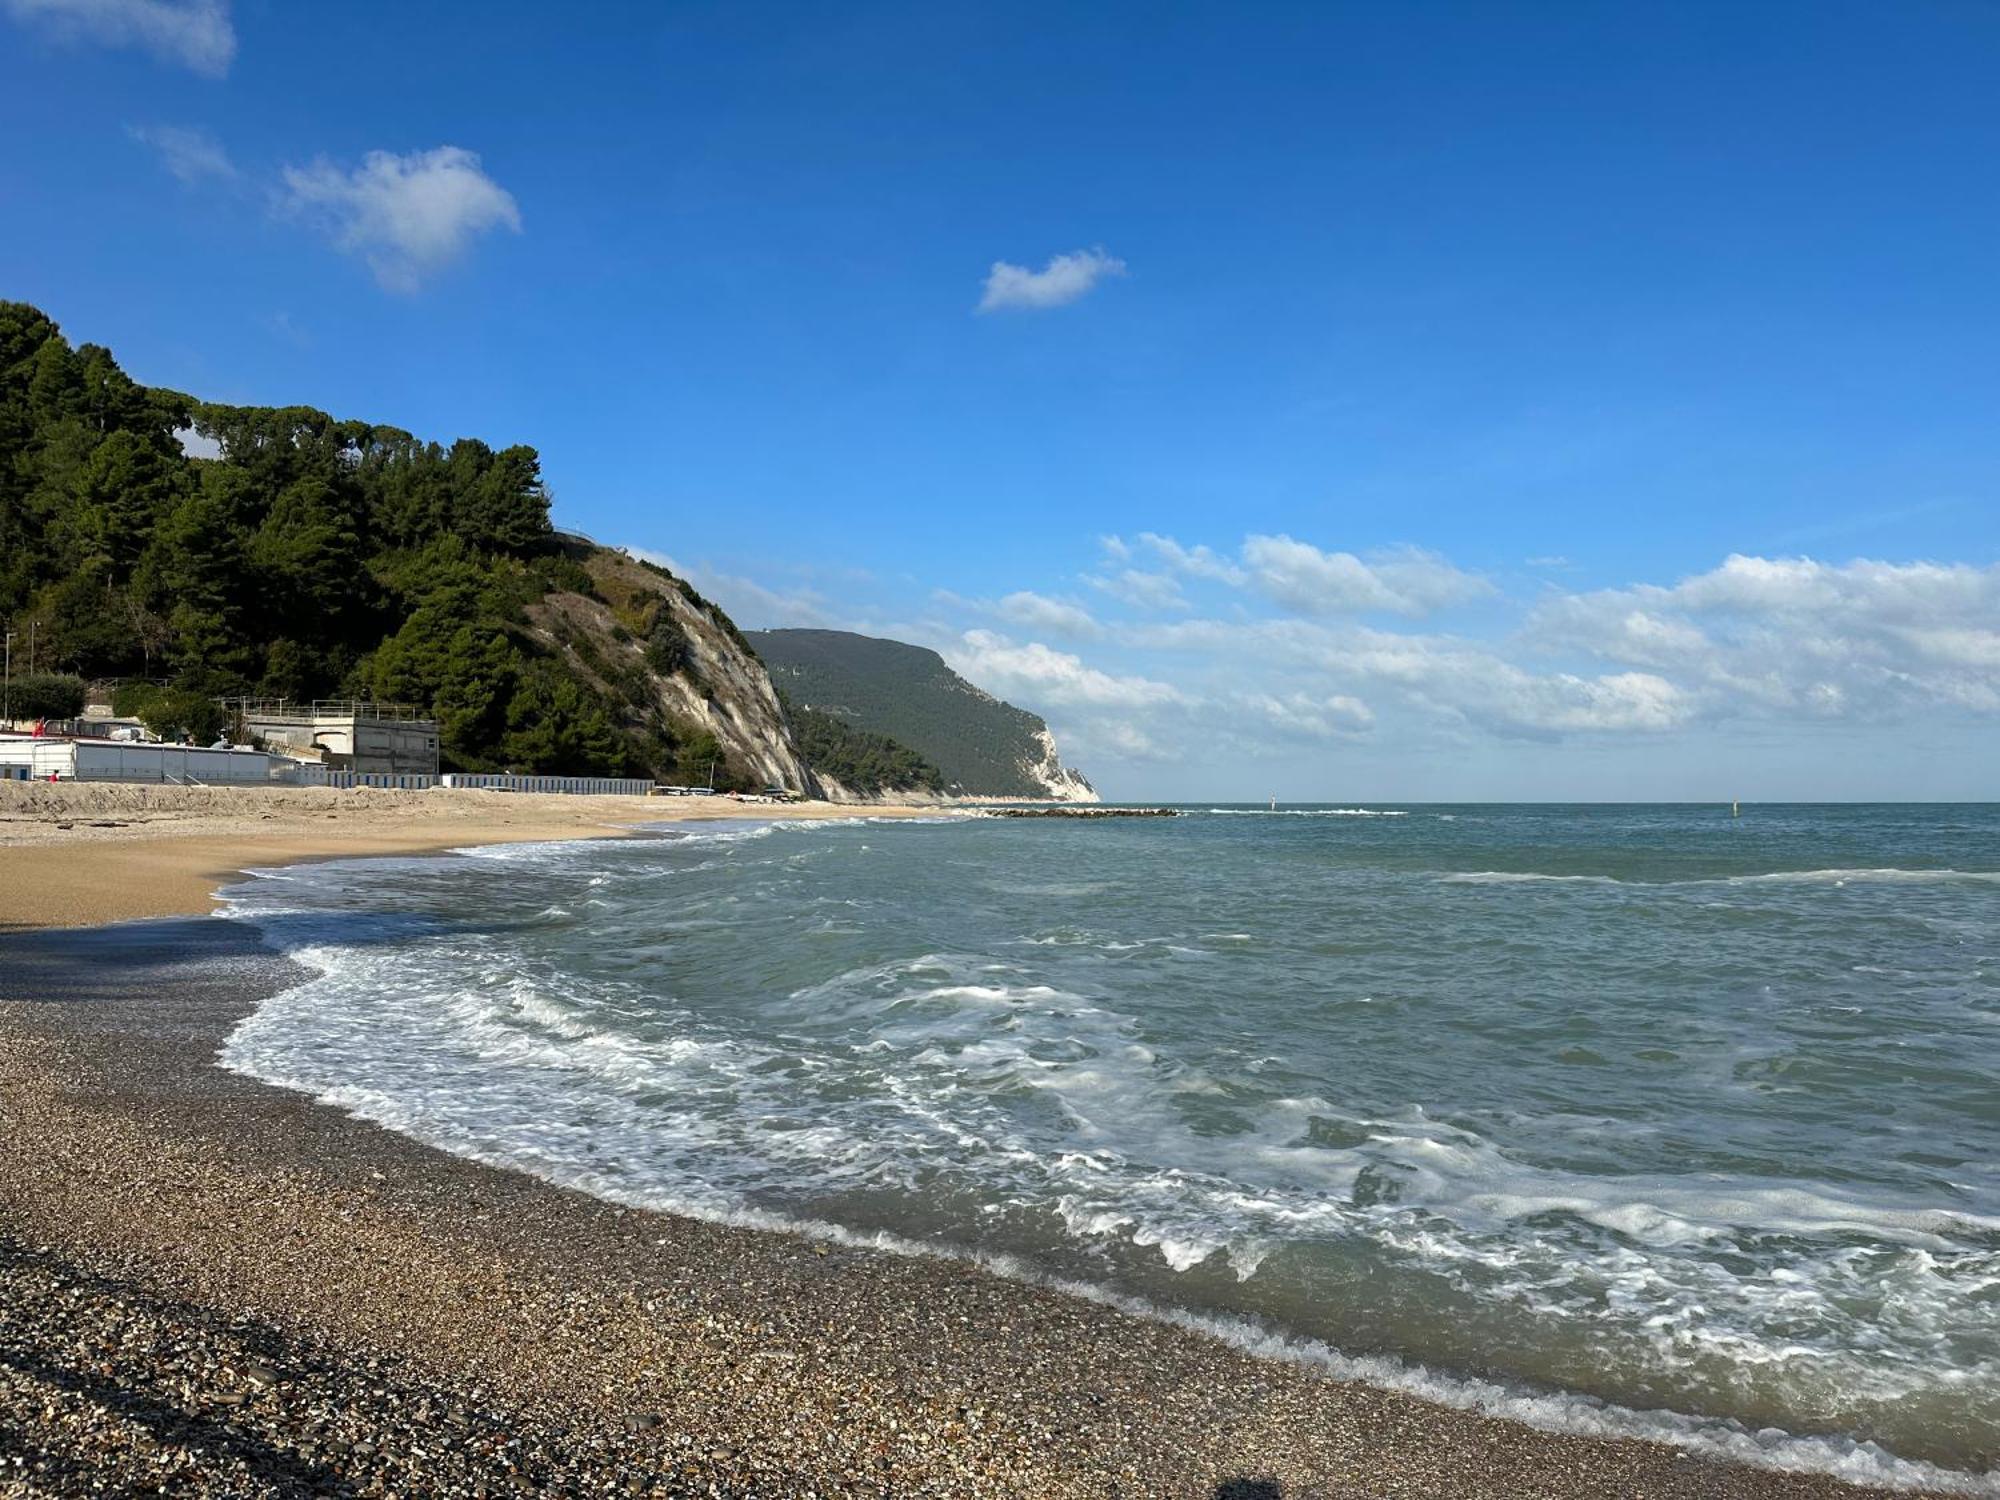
left=781, top=698, right=945, bottom=797
left=0, top=300, right=784, bottom=788
left=748, top=629, right=1095, bottom=800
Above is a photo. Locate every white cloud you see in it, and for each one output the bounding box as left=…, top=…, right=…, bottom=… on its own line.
left=281, top=146, right=521, bottom=293
left=1067, top=718, right=1177, bottom=762
left=950, top=543, right=2000, bottom=770
left=129, top=123, right=236, bottom=183
left=1300, top=622, right=1692, bottom=738
left=1086, top=568, right=1187, bottom=611
left=1137, top=532, right=1248, bottom=585
left=948, top=630, right=1183, bottom=710
left=996, top=590, right=1100, bottom=639
left=1098, top=530, right=1485, bottom=614
left=650, top=539, right=2000, bottom=796
left=1237, top=691, right=1375, bottom=741
left=1527, top=555, right=2000, bottom=719
left=1487, top=667, right=1689, bottom=735
left=1120, top=614, right=1694, bottom=740
left=1679, top=554, right=1987, bottom=620
left=977, top=247, right=1125, bottom=312
left=1243, top=536, right=1493, bottom=617
left=4, top=0, right=234, bottom=75
left=1126, top=550, right=1999, bottom=740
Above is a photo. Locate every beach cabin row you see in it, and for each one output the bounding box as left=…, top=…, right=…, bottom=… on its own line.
left=287, top=765, right=439, bottom=791
left=438, top=772, right=656, bottom=796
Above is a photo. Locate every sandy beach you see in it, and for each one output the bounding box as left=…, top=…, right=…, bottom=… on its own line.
left=0, top=781, right=941, bottom=930
left=0, top=786, right=1925, bottom=1497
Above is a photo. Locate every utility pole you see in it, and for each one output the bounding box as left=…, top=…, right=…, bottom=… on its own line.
left=3, top=630, right=12, bottom=726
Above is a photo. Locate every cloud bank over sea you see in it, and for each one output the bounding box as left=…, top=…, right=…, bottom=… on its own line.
left=666, top=537, right=2000, bottom=801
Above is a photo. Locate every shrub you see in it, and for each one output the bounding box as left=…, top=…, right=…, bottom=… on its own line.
left=645, top=615, right=693, bottom=676
left=6, top=672, right=87, bottom=720
left=111, top=680, right=163, bottom=717
left=138, top=689, right=228, bottom=745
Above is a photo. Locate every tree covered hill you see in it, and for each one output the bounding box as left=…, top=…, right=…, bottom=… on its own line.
left=781, top=696, right=945, bottom=799
left=0, top=300, right=813, bottom=787
left=747, top=629, right=1098, bottom=801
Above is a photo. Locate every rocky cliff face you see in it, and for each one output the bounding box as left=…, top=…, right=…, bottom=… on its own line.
left=525, top=553, right=1100, bottom=803
left=1022, top=727, right=1099, bottom=803
left=525, top=543, right=821, bottom=794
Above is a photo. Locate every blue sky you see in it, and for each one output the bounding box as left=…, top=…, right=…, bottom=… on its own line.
left=4, top=1, right=1997, bottom=799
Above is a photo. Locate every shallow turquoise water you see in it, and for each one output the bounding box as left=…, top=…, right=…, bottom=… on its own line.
left=219, top=805, right=2000, bottom=1487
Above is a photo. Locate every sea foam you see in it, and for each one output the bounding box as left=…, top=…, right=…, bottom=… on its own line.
left=211, top=808, right=2000, bottom=1491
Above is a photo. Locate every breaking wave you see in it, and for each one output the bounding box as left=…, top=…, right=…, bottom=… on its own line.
left=211, top=805, right=2000, bottom=1491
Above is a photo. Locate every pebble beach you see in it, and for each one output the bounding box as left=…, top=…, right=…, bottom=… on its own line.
left=0, top=790, right=1936, bottom=1498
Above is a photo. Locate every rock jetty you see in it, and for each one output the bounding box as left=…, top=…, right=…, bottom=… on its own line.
left=987, top=806, right=1179, bottom=818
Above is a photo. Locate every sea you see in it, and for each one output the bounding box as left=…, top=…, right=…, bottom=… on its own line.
left=215, top=804, right=2000, bottom=1492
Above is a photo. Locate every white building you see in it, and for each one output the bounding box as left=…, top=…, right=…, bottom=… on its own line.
left=230, top=700, right=440, bottom=777
left=0, top=735, right=287, bottom=784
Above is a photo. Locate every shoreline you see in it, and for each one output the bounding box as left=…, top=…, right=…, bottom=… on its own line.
left=0, top=795, right=1962, bottom=1496
left=0, top=780, right=947, bottom=930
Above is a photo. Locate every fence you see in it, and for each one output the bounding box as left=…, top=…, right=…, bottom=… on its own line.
left=283, top=765, right=438, bottom=791
left=440, top=773, right=655, bottom=797
left=0, top=739, right=653, bottom=797
left=221, top=697, right=430, bottom=724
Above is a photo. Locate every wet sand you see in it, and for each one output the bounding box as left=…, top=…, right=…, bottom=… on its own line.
left=0, top=794, right=1931, bottom=1497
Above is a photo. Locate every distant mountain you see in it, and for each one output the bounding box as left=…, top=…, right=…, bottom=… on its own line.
left=748, top=629, right=1098, bottom=802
